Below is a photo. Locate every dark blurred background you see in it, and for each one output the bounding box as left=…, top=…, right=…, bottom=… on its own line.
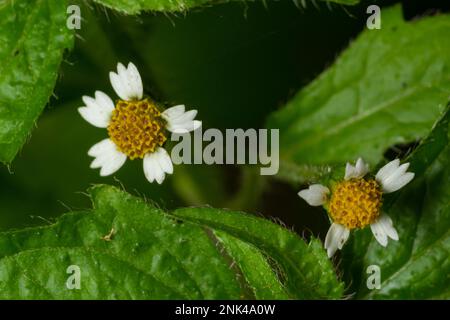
left=0, top=0, right=446, bottom=238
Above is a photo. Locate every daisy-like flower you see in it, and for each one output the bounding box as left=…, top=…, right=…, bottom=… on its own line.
left=298, top=158, right=415, bottom=258
left=78, top=62, right=201, bottom=184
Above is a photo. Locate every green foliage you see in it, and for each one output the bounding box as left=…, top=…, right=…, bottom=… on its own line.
left=0, top=0, right=73, bottom=164
left=214, top=231, right=290, bottom=299
left=343, top=107, right=450, bottom=299
left=173, top=206, right=344, bottom=299
left=0, top=185, right=341, bottom=299
left=92, top=0, right=360, bottom=14
left=267, top=5, right=450, bottom=184
left=0, top=0, right=448, bottom=301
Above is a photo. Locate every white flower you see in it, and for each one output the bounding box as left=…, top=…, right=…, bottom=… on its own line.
left=79, top=62, right=201, bottom=184
left=298, top=158, right=414, bottom=258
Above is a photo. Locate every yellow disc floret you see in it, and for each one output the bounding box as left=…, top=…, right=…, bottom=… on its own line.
left=328, top=178, right=382, bottom=229
left=107, top=99, right=167, bottom=160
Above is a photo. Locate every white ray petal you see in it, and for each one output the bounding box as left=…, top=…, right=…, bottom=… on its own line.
left=143, top=148, right=174, bottom=184
left=155, top=148, right=174, bottom=175
left=162, top=106, right=201, bottom=133
left=376, top=159, right=414, bottom=193
left=78, top=107, right=109, bottom=128
left=78, top=91, right=114, bottom=128
left=125, top=62, right=143, bottom=100
left=109, top=62, right=143, bottom=101
left=345, top=157, right=369, bottom=180
left=324, top=223, right=350, bottom=258
left=87, top=139, right=126, bottom=176
left=94, top=91, right=115, bottom=112
left=298, top=184, right=329, bottom=206
left=109, top=71, right=130, bottom=101
left=116, top=62, right=127, bottom=76
left=370, top=219, right=388, bottom=247
left=375, top=159, right=400, bottom=183
left=377, top=214, right=399, bottom=241
left=383, top=172, right=415, bottom=193
left=170, top=110, right=198, bottom=124
left=161, top=105, right=185, bottom=119
left=169, top=120, right=202, bottom=133
left=153, top=160, right=165, bottom=184
left=118, top=63, right=133, bottom=99
left=143, top=155, right=156, bottom=183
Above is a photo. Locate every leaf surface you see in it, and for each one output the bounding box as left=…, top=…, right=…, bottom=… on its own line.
left=0, top=185, right=341, bottom=299
left=0, top=0, right=73, bottom=163
left=92, top=0, right=360, bottom=14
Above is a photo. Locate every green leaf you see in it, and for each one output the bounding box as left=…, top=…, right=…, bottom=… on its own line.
left=342, top=106, right=450, bottom=299
left=0, top=185, right=341, bottom=299
left=214, top=231, right=290, bottom=299
left=267, top=5, right=450, bottom=184
left=0, top=0, right=73, bottom=164
left=405, top=105, right=450, bottom=177
left=173, top=206, right=344, bottom=299
left=92, top=0, right=359, bottom=14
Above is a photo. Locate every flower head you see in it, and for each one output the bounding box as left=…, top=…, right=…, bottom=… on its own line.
left=79, top=62, right=201, bottom=184
left=298, top=158, right=414, bottom=258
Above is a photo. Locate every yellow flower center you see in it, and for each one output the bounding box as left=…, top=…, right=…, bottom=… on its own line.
left=328, top=178, right=382, bottom=229
left=107, top=99, right=167, bottom=160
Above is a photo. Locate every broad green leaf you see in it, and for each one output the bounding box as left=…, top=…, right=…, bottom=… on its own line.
left=267, top=5, right=450, bottom=184
left=342, top=106, right=450, bottom=299
left=0, top=185, right=340, bottom=299
left=173, top=206, right=344, bottom=299
left=92, top=0, right=359, bottom=14
left=0, top=0, right=73, bottom=164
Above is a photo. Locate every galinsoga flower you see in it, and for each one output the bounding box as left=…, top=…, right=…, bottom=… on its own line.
left=298, top=158, right=414, bottom=258
left=78, top=62, right=201, bottom=184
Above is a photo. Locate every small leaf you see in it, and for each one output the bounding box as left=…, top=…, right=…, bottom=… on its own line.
left=0, top=0, right=73, bottom=164
left=342, top=106, right=450, bottom=299
left=0, top=185, right=341, bottom=299
left=267, top=5, right=450, bottom=184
